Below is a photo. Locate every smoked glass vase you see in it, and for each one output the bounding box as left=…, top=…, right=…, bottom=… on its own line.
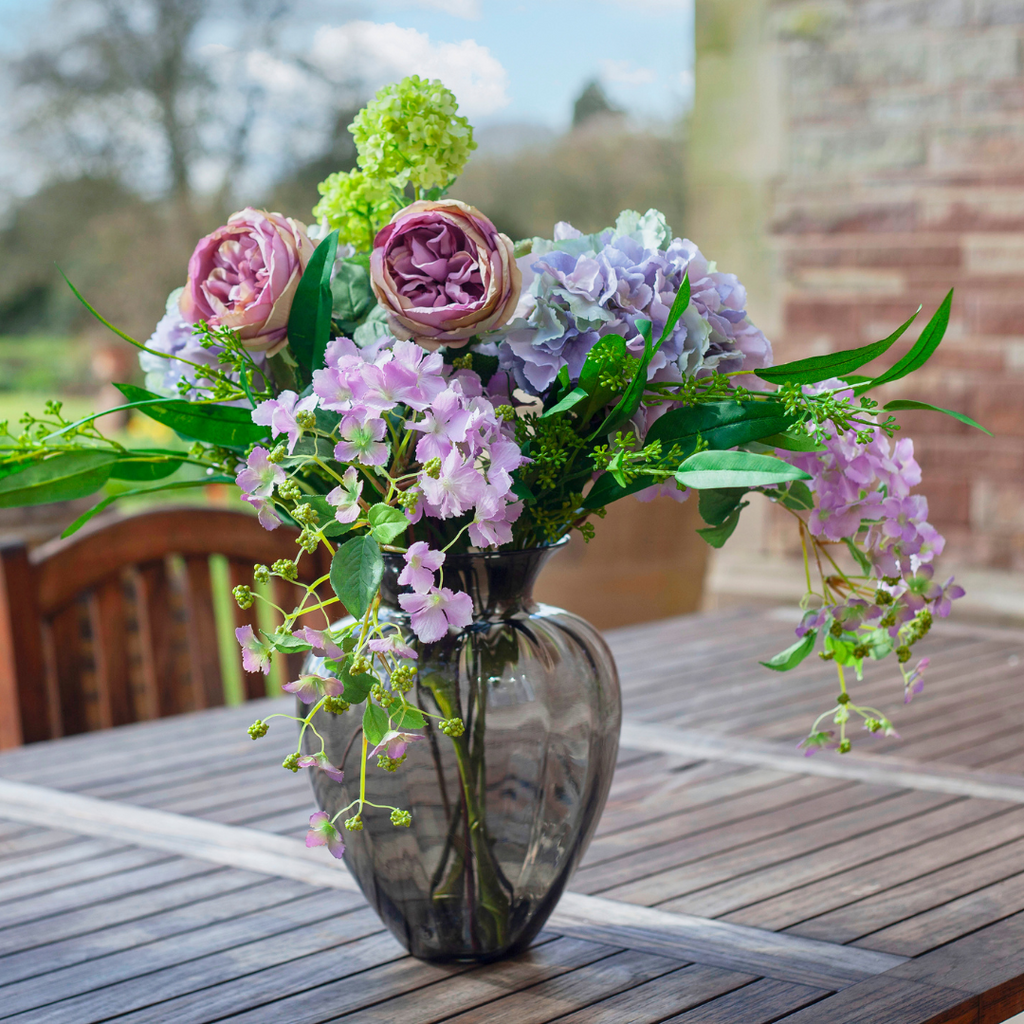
left=300, top=542, right=621, bottom=962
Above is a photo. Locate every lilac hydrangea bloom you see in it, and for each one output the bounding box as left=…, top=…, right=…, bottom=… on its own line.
left=306, top=811, right=345, bottom=859
left=490, top=210, right=772, bottom=395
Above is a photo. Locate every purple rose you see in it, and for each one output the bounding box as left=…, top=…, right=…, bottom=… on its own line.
left=180, top=207, right=314, bottom=356
left=370, top=199, right=521, bottom=349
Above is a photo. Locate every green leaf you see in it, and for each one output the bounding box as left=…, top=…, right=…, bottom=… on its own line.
left=759, top=430, right=827, bottom=453
left=698, top=487, right=750, bottom=527
left=675, top=450, right=812, bottom=490
left=330, top=535, right=384, bottom=618
left=301, top=494, right=354, bottom=538
left=541, top=386, right=589, bottom=419
left=882, top=398, right=990, bottom=435
left=367, top=503, right=408, bottom=544
left=776, top=480, right=815, bottom=511
left=394, top=704, right=426, bottom=730
left=114, top=384, right=267, bottom=447
left=760, top=629, right=817, bottom=672
left=0, top=451, right=118, bottom=509
left=325, top=656, right=374, bottom=704
left=601, top=320, right=654, bottom=433
left=843, top=537, right=873, bottom=576
left=578, top=333, right=628, bottom=397
left=646, top=400, right=795, bottom=453
left=109, top=450, right=188, bottom=481
left=656, top=273, right=690, bottom=353
left=697, top=506, right=745, bottom=548
left=331, top=254, right=376, bottom=333
left=59, top=476, right=232, bottom=537
left=263, top=631, right=314, bottom=653
left=863, top=290, right=952, bottom=391
left=288, top=229, right=339, bottom=371
left=362, top=702, right=390, bottom=746
left=756, top=308, right=921, bottom=386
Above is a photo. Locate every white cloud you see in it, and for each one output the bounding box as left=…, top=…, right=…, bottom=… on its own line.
left=600, top=59, right=657, bottom=87
left=393, top=0, right=481, bottom=19
left=245, top=50, right=308, bottom=93
left=311, top=22, right=509, bottom=119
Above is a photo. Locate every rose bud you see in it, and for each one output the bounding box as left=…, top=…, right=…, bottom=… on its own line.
left=179, top=207, right=315, bottom=356
left=369, top=199, right=521, bottom=349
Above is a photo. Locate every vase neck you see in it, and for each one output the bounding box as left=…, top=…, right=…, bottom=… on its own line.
left=381, top=542, right=566, bottom=619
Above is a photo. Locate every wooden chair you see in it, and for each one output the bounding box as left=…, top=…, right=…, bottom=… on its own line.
left=0, top=506, right=332, bottom=748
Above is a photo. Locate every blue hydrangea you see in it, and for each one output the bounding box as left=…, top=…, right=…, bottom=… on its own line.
left=490, top=209, right=772, bottom=394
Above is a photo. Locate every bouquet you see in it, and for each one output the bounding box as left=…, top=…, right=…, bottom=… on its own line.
left=0, top=76, right=980, bottom=861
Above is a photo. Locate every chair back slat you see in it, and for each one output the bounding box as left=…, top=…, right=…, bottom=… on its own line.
left=182, top=555, right=224, bottom=710
left=47, top=602, right=90, bottom=737
left=0, top=506, right=333, bottom=746
left=86, top=575, right=133, bottom=729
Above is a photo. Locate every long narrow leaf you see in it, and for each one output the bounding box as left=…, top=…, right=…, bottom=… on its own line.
left=675, top=450, right=811, bottom=490
left=60, top=476, right=233, bottom=537
left=757, top=307, right=920, bottom=386
left=288, top=230, right=339, bottom=371
left=0, top=451, right=118, bottom=508
left=863, top=289, right=953, bottom=390
left=655, top=273, right=690, bottom=355
left=883, top=398, right=989, bottom=435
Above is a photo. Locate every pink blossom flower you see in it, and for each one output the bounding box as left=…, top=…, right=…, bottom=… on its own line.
left=481, top=438, right=527, bottom=495
left=312, top=365, right=361, bottom=412
left=327, top=466, right=364, bottom=524
left=367, top=729, right=425, bottom=761
left=409, top=388, right=471, bottom=463
left=306, top=811, right=345, bottom=859
left=251, top=390, right=318, bottom=453
left=399, top=586, right=474, bottom=643
left=419, top=450, right=486, bottom=518
left=296, top=751, right=345, bottom=782
left=904, top=657, right=930, bottom=704
left=179, top=207, right=314, bottom=355
left=468, top=498, right=523, bottom=548
left=398, top=541, right=445, bottom=593
left=235, top=624, right=272, bottom=675
left=354, top=359, right=425, bottom=413
left=334, top=415, right=389, bottom=466
left=283, top=673, right=346, bottom=704
left=241, top=494, right=282, bottom=530
left=235, top=446, right=285, bottom=498
left=298, top=627, right=343, bottom=660
left=367, top=635, right=419, bottom=660
left=392, top=341, right=446, bottom=406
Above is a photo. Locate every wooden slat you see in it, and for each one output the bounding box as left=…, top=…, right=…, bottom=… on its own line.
left=182, top=555, right=224, bottom=709
left=87, top=574, right=133, bottom=728
left=0, top=544, right=47, bottom=747
left=658, top=978, right=828, bottom=1024
left=47, top=603, right=88, bottom=737
left=229, top=558, right=268, bottom=701
left=134, top=559, right=181, bottom=718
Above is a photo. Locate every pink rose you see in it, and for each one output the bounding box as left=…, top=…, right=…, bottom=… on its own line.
left=369, top=199, right=521, bottom=349
left=179, top=207, right=315, bottom=356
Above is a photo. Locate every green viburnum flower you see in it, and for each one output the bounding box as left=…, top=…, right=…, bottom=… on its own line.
left=348, top=76, right=476, bottom=192
left=312, top=170, right=398, bottom=251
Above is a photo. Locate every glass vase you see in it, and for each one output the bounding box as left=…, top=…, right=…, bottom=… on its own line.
left=300, top=541, right=621, bottom=962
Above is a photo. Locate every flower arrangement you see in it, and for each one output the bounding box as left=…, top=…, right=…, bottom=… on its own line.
left=0, top=76, right=983, bottom=861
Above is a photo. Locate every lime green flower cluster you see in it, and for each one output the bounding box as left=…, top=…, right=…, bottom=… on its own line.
left=312, top=170, right=398, bottom=252
left=313, top=76, right=476, bottom=249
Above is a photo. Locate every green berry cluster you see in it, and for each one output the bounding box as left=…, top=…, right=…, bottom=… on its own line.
left=439, top=717, right=465, bottom=737
left=377, top=753, right=406, bottom=772
left=233, top=585, right=254, bottom=609
left=345, top=815, right=363, bottom=831
left=272, top=559, right=298, bottom=582
left=390, top=809, right=412, bottom=827
left=282, top=752, right=302, bottom=772
left=278, top=479, right=302, bottom=500
left=253, top=564, right=270, bottom=584
left=422, top=457, right=442, bottom=479
left=322, top=696, right=350, bottom=715
left=371, top=682, right=396, bottom=708
left=247, top=719, right=269, bottom=739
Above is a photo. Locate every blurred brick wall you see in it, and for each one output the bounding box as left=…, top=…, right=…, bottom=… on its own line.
left=733, top=0, right=1024, bottom=570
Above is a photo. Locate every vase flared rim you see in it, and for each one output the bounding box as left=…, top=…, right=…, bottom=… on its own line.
left=383, top=535, right=569, bottom=565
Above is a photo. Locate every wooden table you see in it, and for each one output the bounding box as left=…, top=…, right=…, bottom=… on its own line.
left=1, top=608, right=1024, bottom=1023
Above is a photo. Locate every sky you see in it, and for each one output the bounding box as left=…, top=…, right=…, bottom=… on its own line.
left=0, top=0, right=695, bottom=129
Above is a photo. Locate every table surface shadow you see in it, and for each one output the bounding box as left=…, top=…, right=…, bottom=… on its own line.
left=0, top=607, right=1023, bottom=1023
